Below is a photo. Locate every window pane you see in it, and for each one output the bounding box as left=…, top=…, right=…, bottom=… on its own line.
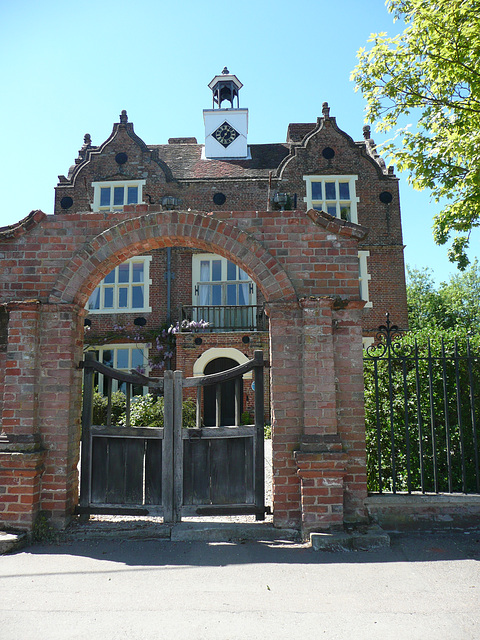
left=238, top=268, right=248, bottom=281
left=327, top=205, right=337, bottom=216
left=118, top=287, right=128, bottom=307
left=127, top=186, right=138, bottom=204
left=212, top=284, right=222, bottom=305
left=116, top=349, right=129, bottom=369
left=132, top=262, right=144, bottom=282
left=118, top=263, right=129, bottom=283
left=104, top=269, right=115, bottom=284
left=132, top=286, right=144, bottom=308
left=103, top=287, right=114, bottom=308
left=200, top=261, right=210, bottom=282
left=239, top=283, right=249, bottom=305
left=227, top=260, right=236, bottom=281
left=325, top=182, right=336, bottom=200
left=212, top=260, right=222, bottom=281
left=88, top=288, right=100, bottom=310
left=340, top=205, right=351, bottom=221
left=131, top=349, right=144, bottom=370
left=198, top=284, right=209, bottom=305
left=113, top=187, right=124, bottom=206
left=311, top=182, right=322, bottom=200
left=227, top=284, right=236, bottom=305
left=339, top=182, right=350, bottom=199
left=100, top=188, right=110, bottom=207
left=102, top=350, right=113, bottom=367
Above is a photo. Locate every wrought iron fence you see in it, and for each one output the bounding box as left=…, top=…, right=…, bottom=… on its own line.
left=364, top=315, right=480, bottom=494
left=181, top=305, right=268, bottom=332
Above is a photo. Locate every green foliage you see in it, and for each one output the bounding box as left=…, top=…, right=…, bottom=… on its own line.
left=32, top=512, right=58, bottom=543
left=241, top=411, right=252, bottom=425
left=352, top=0, right=480, bottom=268
left=92, top=390, right=126, bottom=425
left=126, top=395, right=165, bottom=428
left=407, top=261, right=480, bottom=331
left=264, top=423, right=272, bottom=440
left=92, top=391, right=197, bottom=429
left=364, top=328, right=480, bottom=493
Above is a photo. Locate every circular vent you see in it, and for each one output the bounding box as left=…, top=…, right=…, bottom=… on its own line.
left=115, top=152, right=128, bottom=165
left=379, top=191, right=393, bottom=204
left=194, top=337, right=203, bottom=345
left=213, top=192, right=226, bottom=205
left=322, top=147, right=335, bottom=160
left=60, top=196, right=73, bottom=210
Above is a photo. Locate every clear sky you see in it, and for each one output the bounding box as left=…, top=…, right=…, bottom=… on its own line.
left=1, top=0, right=477, bottom=286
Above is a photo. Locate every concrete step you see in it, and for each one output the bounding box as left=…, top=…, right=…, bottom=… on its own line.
left=310, top=524, right=390, bottom=551
left=0, top=532, right=27, bottom=555
left=59, top=520, right=300, bottom=543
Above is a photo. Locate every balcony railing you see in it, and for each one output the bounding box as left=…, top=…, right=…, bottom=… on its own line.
left=181, top=305, right=268, bottom=332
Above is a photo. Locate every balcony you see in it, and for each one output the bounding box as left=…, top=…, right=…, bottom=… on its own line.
left=181, top=305, right=268, bottom=332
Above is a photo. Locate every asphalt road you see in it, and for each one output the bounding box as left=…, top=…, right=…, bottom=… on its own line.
left=1, top=529, right=479, bottom=640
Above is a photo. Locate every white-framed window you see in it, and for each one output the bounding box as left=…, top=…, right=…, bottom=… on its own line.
left=192, top=254, right=256, bottom=306
left=92, top=180, right=146, bottom=212
left=87, top=256, right=152, bottom=314
left=358, top=250, right=372, bottom=308
left=303, top=175, right=359, bottom=223
left=88, top=343, right=149, bottom=396
left=191, top=254, right=257, bottom=329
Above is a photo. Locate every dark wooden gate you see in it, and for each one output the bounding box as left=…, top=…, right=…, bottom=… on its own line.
left=78, top=351, right=267, bottom=522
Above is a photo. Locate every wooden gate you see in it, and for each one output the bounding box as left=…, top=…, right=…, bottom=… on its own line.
left=78, top=351, right=267, bottom=522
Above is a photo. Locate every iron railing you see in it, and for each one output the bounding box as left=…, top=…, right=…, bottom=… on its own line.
left=364, top=315, right=480, bottom=494
left=181, top=304, right=268, bottom=332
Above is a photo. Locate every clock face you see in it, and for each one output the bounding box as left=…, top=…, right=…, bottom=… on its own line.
left=212, top=121, right=240, bottom=148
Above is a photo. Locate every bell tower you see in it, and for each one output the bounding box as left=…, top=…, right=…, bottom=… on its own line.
left=204, top=67, right=249, bottom=159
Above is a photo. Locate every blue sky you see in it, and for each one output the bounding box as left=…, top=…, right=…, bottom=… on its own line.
left=1, top=0, right=476, bottom=285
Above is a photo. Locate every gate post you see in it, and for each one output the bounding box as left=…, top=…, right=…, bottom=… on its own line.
left=163, top=370, right=174, bottom=523
left=253, top=350, right=265, bottom=520
left=173, top=370, right=184, bottom=523
left=79, top=352, right=95, bottom=520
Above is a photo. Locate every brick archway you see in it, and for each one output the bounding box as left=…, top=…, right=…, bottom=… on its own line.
left=1, top=207, right=369, bottom=535
left=49, top=210, right=297, bottom=308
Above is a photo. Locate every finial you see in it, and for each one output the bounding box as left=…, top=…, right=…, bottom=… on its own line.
left=120, top=110, right=128, bottom=124
left=363, top=125, right=371, bottom=140
left=222, top=67, right=229, bottom=75
left=83, top=133, right=92, bottom=146
left=322, top=102, right=330, bottom=118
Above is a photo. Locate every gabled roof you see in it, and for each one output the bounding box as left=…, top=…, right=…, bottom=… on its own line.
left=148, top=143, right=290, bottom=180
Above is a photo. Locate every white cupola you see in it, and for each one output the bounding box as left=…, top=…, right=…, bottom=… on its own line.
left=203, top=67, right=248, bottom=159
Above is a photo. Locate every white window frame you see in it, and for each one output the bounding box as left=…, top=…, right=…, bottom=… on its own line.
left=358, top=250, right=372, bottom=308
left=92, top=180, right=146, bottom=212
left=191, top=254, right=256, bottom=306
left=303, top=175, right=359, bottom=224
left=87, top=256, right=152, bottom=314
left=87, top=343, right=149, bottom=396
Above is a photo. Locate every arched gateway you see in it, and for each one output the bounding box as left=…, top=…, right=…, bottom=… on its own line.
left=0, top=206, right=369, bottom=536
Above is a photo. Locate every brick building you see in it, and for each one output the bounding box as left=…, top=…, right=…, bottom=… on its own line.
left=54, top=69, right=407, bottom=409
left=0, top=70, right=407, bottom=535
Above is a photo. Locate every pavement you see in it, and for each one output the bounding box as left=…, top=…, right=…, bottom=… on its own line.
left=1, top=527, right=479, bottom=640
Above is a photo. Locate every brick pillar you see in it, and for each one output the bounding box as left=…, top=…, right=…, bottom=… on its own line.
left=332, top=301, right=368, bottom=525
left=0, top=302, right=85, bottom=531
left=266, top=301, right=303, bottom=530
left=37, top=304, right=85, bottom=529
left=0, top=302, right=45, bottom=530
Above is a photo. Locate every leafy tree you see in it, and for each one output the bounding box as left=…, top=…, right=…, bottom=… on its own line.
left=407, top=260, right=480, bottom=330
left=352, top=0, right=480, bottom=268
left=364, top=328, right=480, bottom=493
